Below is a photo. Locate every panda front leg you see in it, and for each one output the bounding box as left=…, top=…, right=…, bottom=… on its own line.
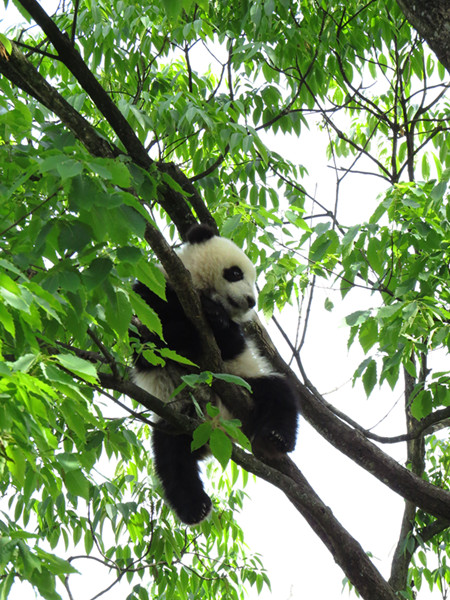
left=152, top=428, right=212, bottom=525
left=245, top=375, right=299, bottom=455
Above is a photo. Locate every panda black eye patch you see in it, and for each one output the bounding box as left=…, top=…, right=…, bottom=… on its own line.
left=223, top=266, right=244, bottom=282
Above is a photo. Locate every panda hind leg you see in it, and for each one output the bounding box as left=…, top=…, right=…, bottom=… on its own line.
left=246, top=375, right=298, bottom=455
left=152, top=429, right=212, bottom=525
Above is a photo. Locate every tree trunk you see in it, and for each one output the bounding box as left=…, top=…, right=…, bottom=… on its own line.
left=396, top=0, right=450, bottom=72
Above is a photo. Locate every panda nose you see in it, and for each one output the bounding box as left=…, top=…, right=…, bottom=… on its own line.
left=246, top=296, right=256, bottom=309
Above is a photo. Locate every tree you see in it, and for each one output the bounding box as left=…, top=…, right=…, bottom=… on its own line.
left=0, top=1, right=449, bottom=599
left=395, top=0, right=450, bottom=73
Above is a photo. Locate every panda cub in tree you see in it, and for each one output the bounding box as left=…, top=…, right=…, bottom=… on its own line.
left=132, top=224, right=298, bottom=525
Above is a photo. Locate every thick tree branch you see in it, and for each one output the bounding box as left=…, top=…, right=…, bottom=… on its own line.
left=321, top=400, right=450, bottom=444
left=0, top=43, right=119, bottom=158
left=17, top=0, right=152, bottom=167
left=418, top=518, right=450, bottom=545
left=251, top=319, right=450, bottom=521
left=298, top=382, right=450, bottom=520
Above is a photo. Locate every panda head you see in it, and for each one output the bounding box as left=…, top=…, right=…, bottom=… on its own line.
left=177, top=224, right=257, bottom=322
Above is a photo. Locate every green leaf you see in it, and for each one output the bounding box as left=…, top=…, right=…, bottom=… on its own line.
left=0, top=571, right=15, bottom=600
left=54, top=354, right=98, bottom=384
left=213, top=373, right=252, bottom=391
left=309, top=236, right=330, bottom=263
left=130, top=292, right=163, bottom=339
left=0, top=302, right=15, bottom=336
left=58, top=222, right=93, bottom=253
left=0, top=285, right=31, bottom=313
left=5, top=446, right=26, bottom=486
left=362, top=359, right=377, bottom=397
left=209, top=428, right=232, bottom=470
left=358, top=319, right=378, bottom=354
left=191, top=422, right=212, bottom=451
left=345, top=309, right=371, bottom=327
left=105, top=287, right=133, bottom=338
left=430, top=179, right=448, bottom=201
left=341, top=225, right=360, bottom=250
left=410, top=390, right=432, bottom=419
left=159, top=348, right=197, bottom=366
left=135, top=261, right=166, bottom=300
left=35, top=548, right=78, bottom=575
left=55, top=452, right=81, bottom=472
left=220, top=418, right=251, bottom=451
left=64, top=468, right=90, bottom=500
left=105, top=159, right=131, bottom=187
left=180, top=371, right=213, bottom=388
left=116, top=246, right=142, bottom=264
left=56, top=157, right=83, bottom=179
left=324, top=297, right=334, bottom=312
left=377, top=303, right=402, bottom=320
left=0, top=34, right=12, bottom=55
left=83, top=257, right=113, bottom=289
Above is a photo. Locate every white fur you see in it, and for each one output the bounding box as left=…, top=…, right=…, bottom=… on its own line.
left=224, top=339, right=272, bottom=377
left=177, top=236, right=257, bottom=321
left=132, top=369, right=175, bottom=402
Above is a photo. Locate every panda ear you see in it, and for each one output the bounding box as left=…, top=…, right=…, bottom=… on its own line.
left=186, top=224, right=217, bottom=244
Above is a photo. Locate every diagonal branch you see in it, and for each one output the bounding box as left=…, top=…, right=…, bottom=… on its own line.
left=0, top=42, right=119, bottom=159
left=251, top=319, right=450, bottom=521
left=17, top=0, right=152, bottom=168
left=232, top=446, right=398, bottom=600
left=298, top=380, right=450, bottom=520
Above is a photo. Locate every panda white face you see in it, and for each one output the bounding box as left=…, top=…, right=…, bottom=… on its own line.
left=177, top=235, right=257, bottom=322
left=211, top=263, right=256, bottom=321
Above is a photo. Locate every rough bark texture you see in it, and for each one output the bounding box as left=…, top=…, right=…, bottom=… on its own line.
left=396, top=0, right=450, bottom=72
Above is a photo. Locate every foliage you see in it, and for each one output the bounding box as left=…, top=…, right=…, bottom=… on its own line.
left=0, top=0, right=449, bottom=599
left=344, top=175, right=450, bottom=400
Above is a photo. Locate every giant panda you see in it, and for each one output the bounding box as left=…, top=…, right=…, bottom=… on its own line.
left=132, top=224, right=298, bottom=525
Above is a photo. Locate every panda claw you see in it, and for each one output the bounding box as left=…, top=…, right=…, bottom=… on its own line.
left=269, top=430, right=290, bottom=452
left=255, top=428, right=295, bottom=455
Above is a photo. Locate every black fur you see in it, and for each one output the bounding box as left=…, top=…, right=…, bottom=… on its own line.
left=132, top=280, right=204, bottom=367
left=244, top=376, right=298, bottom=454
left=132, top=227, right=298, bottom=524
left=132, top=281, right=247, bottom=365
left=151, top=430, right=212, bottom=525
left=185, top=223, right=216, bottom=244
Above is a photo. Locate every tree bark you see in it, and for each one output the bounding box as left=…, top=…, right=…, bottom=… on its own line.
left=389, top=369, right=424, bottom=592
left=396, top=0, right=450, bottom=73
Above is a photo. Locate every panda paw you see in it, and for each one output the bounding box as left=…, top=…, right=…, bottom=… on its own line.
left=173, top=492, right=212, bottom=526
left=201, top=295, right=231, bottom=330
left=268, top=429, right=296, bottom=453
left=254, top=426, right=296, bottom=455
